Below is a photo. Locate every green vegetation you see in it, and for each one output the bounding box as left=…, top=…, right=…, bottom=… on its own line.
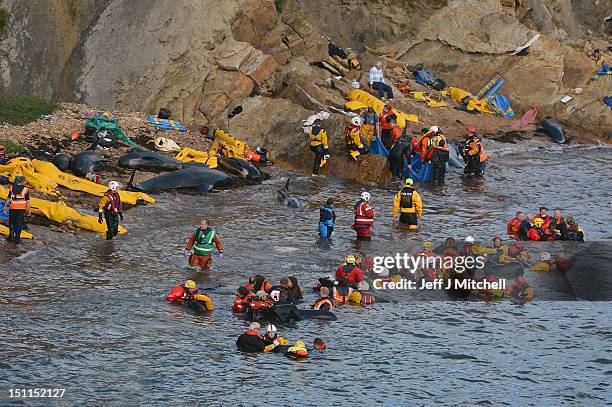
left=0, top=94, right=57, bottom=125
left=274, top=0, right=287, bottom=13
left=0, top=8, right=8, bottom=36
left=0, top=138, right=26, bottom=154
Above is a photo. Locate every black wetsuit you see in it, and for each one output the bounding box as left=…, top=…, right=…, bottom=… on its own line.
left=432, top=148, right=449, bottom=186
left=236, top=332, right=266, bottom=352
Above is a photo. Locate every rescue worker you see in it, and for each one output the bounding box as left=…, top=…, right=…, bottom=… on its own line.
left=551, top=209, right=568, bottom=240
left=232, top=286, right=256, bottom=312
left=252, top=275, right=273, bottom=293
left=269, top=277, right=297, bottom=304
left=387, top=119, right=407, bottom=179
left=418, top=126, right=439, bottom=163
left=285, top=340, right=308, bottom=360
left=0, top=145, right=7, bottom=165
left=166, top=279, right=214, bottom=310
left=236, top=322, right=278, bottom=353
left=263, top=324, right=289, bottom=351
left=308, top=119, right=329, bottom=176
left=335, top=255, right=364, bottom=286
left=183, top=219, right=224, bottom=271
left=312, top=286, right=334, bottom=311
left=533, top=207, right=552, bottom=229
left=463, top=129, right=488, bottom=175
left=431, top=136, right=449, bottom=186
left=531, top=252, right=557, bottom=272
left=379, top=104, right=398, bottom=150
left=526, top=217, right=548, bottom=241
left=360, top=107, right=380, bottom=145
left=508, top=275, right=534, bottom=302
left=288, top=276, right=303, bottom=300
left=565, top=216, right=585, bottom=242
left=345, top=116, right=369, bottom=160
left=313, top=338, right=327, bottom=350
left=519, top=214, right=534, bottom=239
left=3, top=176, right=31, bottom=243
left=352, top=192, right=375, bottom=241
left=460, top=236, right=496, bottom=256
left=97, top=180, right=123, bottom=240
left=354, top=281, right=376, bottom=305
left=392, top=178, right=423, bottom=229
left=318, top=198, right=336, bottom=240
left=507, top=211, right=525, bottom=235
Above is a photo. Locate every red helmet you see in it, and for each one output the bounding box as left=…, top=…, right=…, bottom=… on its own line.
left=466, top=127, right=476, bottom=134
left=0, top=145, right=6, bottom=152
left=199, top=126, right=210, bottom=135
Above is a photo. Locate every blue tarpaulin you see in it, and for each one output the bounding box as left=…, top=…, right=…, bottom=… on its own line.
left=369, top=136, right=389, bottom=157
left=407, top=155, right=433, bottom=182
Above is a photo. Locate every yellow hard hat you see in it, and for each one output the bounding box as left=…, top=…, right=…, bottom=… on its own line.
left=184, top=280, right=196, bottom=289
left=345, top=255, right=356, bottom=264
left=422, top=241, right=433, bottom=249
left=295, top=340, right=305, bottom=348
left=533, top=218, right=544, bottom=227
left=348, top=291, right=362, bottom=304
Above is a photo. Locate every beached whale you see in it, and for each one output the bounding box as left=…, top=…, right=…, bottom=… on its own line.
left=131, top=167, right=233, bottom=193
left=448, top=141, right=465, bottom=169
left=277, top=177, right=303, bottom=208
left=118, top=151, right=193, bottom=172
left=540, top=119, right=573, bottom=144
left=72, top=151, right=107, bottom=176
left=218, top=156, right=262, bottom=181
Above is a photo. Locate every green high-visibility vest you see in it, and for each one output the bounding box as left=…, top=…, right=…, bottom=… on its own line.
left=193, top=228, right=216, bottom=256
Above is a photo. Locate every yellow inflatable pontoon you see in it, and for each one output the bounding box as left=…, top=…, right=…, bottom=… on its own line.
left=345, top=89, right=419, bottom=127
left=0, top=185, right=127, bottom=236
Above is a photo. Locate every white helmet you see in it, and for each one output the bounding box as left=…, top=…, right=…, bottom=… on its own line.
left=270, top=290, right=281, bottom=302
left=464, top=236, right=475, bottom=243
left=108, top=181, right=120, bottom=191
left=540, top=252, right=551, bottom=261
left=351, top=116, right=362, bottom=126
left=266, top=324, right=277, bottom=334
left=380, top=267, right=390, bottom=278
left=357, top=281, right=370, bottom=291
left=429, top=126, right=439, bottom=133
left=361, top=191, right=371, bottom=201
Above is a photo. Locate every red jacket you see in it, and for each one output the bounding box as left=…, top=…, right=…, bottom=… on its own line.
left=166, top=284, right=199, bottom=302
left=232, top=292, right=257, bottom=312
left=379, top=109, right=397, bottom=130
left=353, top=200, right=375, bottom=237
left=390, top=126, right=402, bottom=144
left=527, top=227, right=544, bottom=241
left=335, top=264, right=364, bottom=284
left=507, top=217, right=522, bottom=234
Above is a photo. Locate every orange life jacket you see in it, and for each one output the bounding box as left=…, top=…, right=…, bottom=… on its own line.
left=313, top=297, right=334, bottom=311
left=9, top=186, right=29, bottom=210
left=379, top=110, right=397, bottom=130
left=332, top=286, right=353, bottom=303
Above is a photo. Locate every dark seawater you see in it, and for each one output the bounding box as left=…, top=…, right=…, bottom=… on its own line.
left=1, top=142, right=611, bottom=406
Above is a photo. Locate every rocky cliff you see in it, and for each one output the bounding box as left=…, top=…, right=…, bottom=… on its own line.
left=0, top=0, right=610, bottom=181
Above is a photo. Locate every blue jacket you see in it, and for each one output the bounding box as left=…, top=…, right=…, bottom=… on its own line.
left=319, top=205, right=335, bottom=226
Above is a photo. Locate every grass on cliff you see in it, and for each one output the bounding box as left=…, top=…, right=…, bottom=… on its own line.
left=0, top=8, right=8, bottom=36
left=0, top=94, right=57, bottom=125
left=0, top=138, right=25, bottom=154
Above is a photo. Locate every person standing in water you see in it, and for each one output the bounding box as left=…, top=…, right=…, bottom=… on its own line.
left=3, top=176, right=31, bottom=243
left=184, top=219, right=224, bottom=271
left=98, top=181, right=123, bottom=240
left=353, top=192, right=375, bottom=241
left=318, top=198, right=336, bottom=240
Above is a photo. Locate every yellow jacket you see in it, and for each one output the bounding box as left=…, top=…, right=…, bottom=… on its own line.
left=192, top=294, right=215, bottom=310
left=393, top=186, right=423, bottom=217
left=309, top=128, right=328, bottom=149
left=469, top=245, right=496, bottom=255
left=263, top=336, right=288, bottom=352
left=346, top=127, right=364, bottom=148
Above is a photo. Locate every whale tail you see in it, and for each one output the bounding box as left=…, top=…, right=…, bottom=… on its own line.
left=127, top=169, right=137, bottom=191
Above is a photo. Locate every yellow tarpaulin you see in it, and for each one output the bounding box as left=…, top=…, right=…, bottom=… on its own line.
left=0, top=185, right=127, bottom=235
left=346, top=89, right=419, bottom=126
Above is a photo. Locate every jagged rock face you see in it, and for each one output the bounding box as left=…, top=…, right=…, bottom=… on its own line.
left=394, top=0, right=611, bottom=137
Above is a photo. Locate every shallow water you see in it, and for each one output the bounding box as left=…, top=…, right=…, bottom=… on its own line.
left=1, top=142, right=611, bottom=405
